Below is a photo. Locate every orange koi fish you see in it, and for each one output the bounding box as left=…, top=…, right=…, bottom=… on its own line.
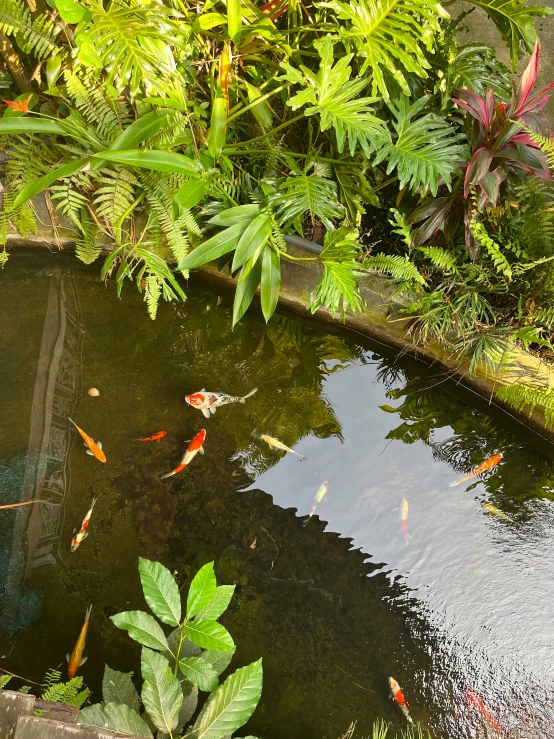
left=68, top=417, right=106, bottom=463
left=3, top=94, right=33, bottom=113
left=389, top=677, right=413, bottom=724
left=449, top=453, right=503, bottom=487
left=67, top=605, right=92, bottom=678
left=219, top=41, right=232, bottom=114
left=304, top=481, right=328, bottom=525
left=465, top=689, right=502, bottom=732
left=400, top=498, right=410, bottom=543
left=261, top=434, right=305, bottom=459
left=137, top=430, right=167, bottom=443
left=71, top=498, right=97, bottom=552
left=161, top=429, right=206, bottom=479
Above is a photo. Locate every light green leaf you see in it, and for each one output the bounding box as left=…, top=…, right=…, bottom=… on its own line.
left=209, top=91, right=227, bottom=159
left=53, top=0, right=90, bottom=23
left=179, top=656, right=219, bottom=692
left=79, top=703, right=152, bottom=738
left=202, top=649, right=235, bottom=676
left=196, top=585, right=235, bottom=622
left=174, top=180, right=207, bottom=211
left=187, top=562, right=217, bottom=617
left=13, top=158, right=90, bottom=209
left=110, top=611, right=169, bottom=652
left=92, top=150, right=199, bottom=177
left=102, top=666, right=140, bottom=713
left=192, top=659, right=263, bottom=739
left=138, top=558, right=181, bottom=627
left=232, top=213, right=273, bottom=271
left=0, top=119, right=66, bottom=136
left=208, top=205, right=260, bottom=227
left=227, top=0, right=242, bottom=43
left=193, top=12, right=226, bottom=31
left=77, top=37, right=102, bottom=69
left=141, top=648, right=183, bottom=734
left=184, top=621, right=235, bottom=651
left=109, top=112, right=172, bottom=152
left=260, top=247, right=281, bottom=322
left=233, top=257, right=262, bottom=326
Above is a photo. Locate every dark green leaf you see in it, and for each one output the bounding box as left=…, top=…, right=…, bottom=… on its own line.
left=187, top=562, right=217, bottom=617
left=102, top=666, right=140, bottom=713
left=260, top=247, right=280, bottom=322
left=232, top=257, right=262, bottom=326
left=109, top=112, right=172, bottom=152
left=13, top=158, right=90, bottom=209
left=141, top=648, right=183, bottom=734
left=92, top=150, right=199, bottom=176
left=232, top=213, right=273, bottom=271
left=179, top=657, right=219, bottom=692
left=139, top=558, right=181, bottom=626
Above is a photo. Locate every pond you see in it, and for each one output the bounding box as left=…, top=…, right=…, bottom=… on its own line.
left=1, top=249, right=554, bottom=739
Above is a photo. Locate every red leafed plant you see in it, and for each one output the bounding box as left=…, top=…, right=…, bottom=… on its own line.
left=408, top=40, right=554, bottom=257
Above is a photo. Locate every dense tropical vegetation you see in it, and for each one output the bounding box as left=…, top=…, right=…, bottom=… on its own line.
left=2, top=0, right=554, bottom=420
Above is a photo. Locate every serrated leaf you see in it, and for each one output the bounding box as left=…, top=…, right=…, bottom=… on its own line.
left=184, top=620, right=235, bottom=651
left=187, top=562, right=217, bottom=617
left=196, top=585, right=235, bottom=622
left=141, top=648, right=183, bottom=734
left=192, top=660, right=263, bottom=739
left=179, top=656, right=219, bottom=692
left=102, top=666, right=140, bottom=713
left=111, top=611, right=169, bottom=652
left=139, top=558, right=181, bottom=626
left=202, top=649, right=235, bottom=676
left=79, top=703, right=152, bottom=738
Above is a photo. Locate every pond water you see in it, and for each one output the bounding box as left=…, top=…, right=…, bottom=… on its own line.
left=1, top=250, right=554, bottom=739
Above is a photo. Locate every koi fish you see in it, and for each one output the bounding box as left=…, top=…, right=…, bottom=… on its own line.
left=481, top=502, right=514, bottom=523
left=67, top=605, right=92, bottom=678
left=465, top=689, right=502, bottom=732
left=71, top=498, right=97, bottom=552
left=389, top=677, right=413, bottom=724
left=68, top=417, right=106, bottom=463
left=219, top=40, right=232, bottom=115
left=186, top=388, right=257, bottom=418
left=449, top=452, right=503, bottom=487
left=161, top=429, right=206, bottom=479
left=304, top=481, right=328, bottom=525
left=3, top=94, right=33, bottom=113
left=137, top=430, right=167, bottom=443
left=261, top=434, right=305, bottom=458
left=400, top=497, right=410, bottom=542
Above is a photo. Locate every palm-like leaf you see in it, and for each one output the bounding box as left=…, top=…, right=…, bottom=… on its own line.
left=271, top=172, right=344, bottom=229
left=373, top=96, right=468, bottom=195
left=319, top=0, right=448, bottom=99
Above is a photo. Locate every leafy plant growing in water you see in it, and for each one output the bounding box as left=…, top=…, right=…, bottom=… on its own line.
left=77, top=558, right=262, bottom=739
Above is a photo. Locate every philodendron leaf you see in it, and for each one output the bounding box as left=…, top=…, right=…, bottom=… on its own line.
left=102, top=666, right=140, bottom=713
left=179, top=656, right=219, bottom=692
left=111, top=611, right=169, bottom=652
left=202, top=649, right=235, bottom=676
left=196, top=585, right=235, bottom=622
left=192, top=659, right=263, bottom=739
left=141, top=648, right=183, bottom=734
left=184, top=620, right=235, bottom=651
left=138, top=558, right=181, bottom=626
left=79, top=702, right=152, bottom=738
left=187, top=562, right=217, bottom=617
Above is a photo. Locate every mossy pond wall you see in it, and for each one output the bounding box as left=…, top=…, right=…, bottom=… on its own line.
left=1, top=250, right=554, bottom=738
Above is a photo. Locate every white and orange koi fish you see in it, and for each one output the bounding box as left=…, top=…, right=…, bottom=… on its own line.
left=186, top=388, right=257, bottom=418
left=449, top=453, right=503, bottom=487
left=161, top=430, right=206, bottom=479
left=71, top=499, right=97, bottom=552
left=68, top=417, right=106, bottom=463
left=389, top=677, right=413, bottom=724
left=304, top=481, right=328, bottom=525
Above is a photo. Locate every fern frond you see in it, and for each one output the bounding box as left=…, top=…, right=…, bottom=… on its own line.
left=307, top=260, right=365, bottom=319
left=0, top=0, right=60, bottom=59
left=50, top=174, right=91, bottom=231
left=42, top=676, right=90, bottom=708
left=93, top=167, right=138, bottom=231
left=497, top=382, right=554, bottom=428
left=524, top=128, right=554, bottom=169
left=144, top=111, right=190, bottom=149
left=389, top=208, right=413, bottom=249
left=511, top=178, right=554, bottom=258
left=364, top=253, right=426, bottom=285
left=64, top=71, right=129, bottom=145
left=534, top=305, right=554, bottom=327
left=470, top=220, right=512, bottom=279
left=418, top=245, right=458, bottom=272
left=75, top=208, right=103, bottom=265
left=144, top=272, right=162, bottom=319
left=271, top=173, right=345, bottom=230
left=43, top=669, right=62, bottom=690
left=0, top=249, right=8, bottom=268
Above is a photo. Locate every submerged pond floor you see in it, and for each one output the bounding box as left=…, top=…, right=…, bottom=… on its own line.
left=2, top=251, right=554, bottom=739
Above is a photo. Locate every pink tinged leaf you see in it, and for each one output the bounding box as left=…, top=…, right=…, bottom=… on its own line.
left=451, top=88, right=490, bottom=126
left=518, top=112, right=551, bottom=137
left=517, top=85, right=554, bottom=116
left=479, top=171, right=501, bottom=206
left=485, top=90, right=495, bottom=123
left=464, top=147, right=493, bottom=197
left=517, top=39, right=540, bottom=111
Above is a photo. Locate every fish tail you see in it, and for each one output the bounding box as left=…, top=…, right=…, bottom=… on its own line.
left=68, top=417, right=77, bottom=428
left=161, top=463, right=187, bottom=480
left=90, top=497, right=97, bottom=510
left=85, top=603, right=92, bottom=621
left=240, top=388, right=258, bottom=403
left=448, top=480, right=461, bottom=487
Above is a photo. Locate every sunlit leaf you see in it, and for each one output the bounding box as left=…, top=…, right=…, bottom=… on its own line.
left=139, top=557, right=181, bottom=626
left=110, top=611, right=169, bottom=652
left=187, top=562, right=217, bottom=617
left=141, top=648, right=183, bottom=734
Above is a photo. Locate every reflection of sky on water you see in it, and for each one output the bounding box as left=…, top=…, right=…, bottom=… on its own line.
left=244, top=361, right=554, bottom=688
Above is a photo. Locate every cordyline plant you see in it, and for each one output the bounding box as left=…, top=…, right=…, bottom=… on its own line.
left=408, top=39, right=554, bottom=257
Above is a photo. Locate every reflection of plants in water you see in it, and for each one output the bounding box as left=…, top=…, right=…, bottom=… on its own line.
left=340, top=721, right=432, bottom=739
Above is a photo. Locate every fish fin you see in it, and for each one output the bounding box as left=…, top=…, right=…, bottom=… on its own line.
left=210, top=407, right=217, bottom=415
left=66, top=654, right=70, bottom=663
left=240, top=388, right=258, bottom=402
left=79, top=656, right=88, bottom=666
left=448, top=480, right=461, bottom=487
left=86, top=449, right=93, bottom=456
left=97, top=441, right=102, bottom=450
left=82, top=531, right=88, bottom=540
left=198, top=446, right=205, bottom=455
left=160, top=470, right=175, bottom=480
left=202, top=409, right=211, bottom=419
left=85, top=604, right=93, bottom=620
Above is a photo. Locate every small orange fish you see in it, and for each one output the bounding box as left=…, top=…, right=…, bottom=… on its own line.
left=67, top=605, right=92, bottom=678
left=161, top=429, right=206, bottom=479
left=3, top=94, right=33, bottom=113
left=137, top=430, right=167, bottom=443
left=68, top=417, right=106, bottom=463
left=389, top=677, right=413, bottom=724
left=449, top=453, right=503, bottom=487
left=71, top=499, right=97, bottom=552
left=465, top=689, right=502, bottom=732
left=219, top=41, right=232, bottom=115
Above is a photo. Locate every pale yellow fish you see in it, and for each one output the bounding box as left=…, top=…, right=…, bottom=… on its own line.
left=304, top=481, right=328, bottom=526
left=481, top=502, right=514, bottom=523
left=261, top=434, right=305, bottom=458
left=400, top=497, right=410, bottom=542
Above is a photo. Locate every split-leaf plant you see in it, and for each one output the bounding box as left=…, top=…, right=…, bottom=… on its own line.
left=77, top=557, right=262, bottom=739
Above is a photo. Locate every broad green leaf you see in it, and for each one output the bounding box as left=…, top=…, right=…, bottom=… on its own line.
left=203, top=649, right=235, bottom=676
left=179, top=656, right=219, bottom=692
left=79, top=703, right=152, bottom=738
left=178, top=221, right=248, bottom=270
left=232, top=213, right=273, bottom=271
left=111, top=611, right=169, bottom=652
left=196, top=585, right=235, bottom=621
left=227, top=0, right=242, bottom=43
left=13, top=158, right=90, bottom=209
left=187, top=562, right=217, bottom=617
left=209, top=205, right=260, bottom=227
left=0, top=119, right=66, bottom=136
left=184, top=620, right=235, bottom=651
left=193, top=12, right=226, bottom=31
left=53, top=0, right=90, bottom=23
left=76, top=37, right=102, bottom=69
left=159, top=683, right=198, bottom=738
left=192, top=660, right=263, bottom=739
left=109, top=112, right=172, bottom=152
left=174, top=180, right=207, bottom=211
left=260, top=247, right=281, bottom=322
left=139, top=558, right=181, bottom=627
left=233, top=257, right=262, bottom=327
left=141, top=648, right=183, bottom=734
left=92, top=150, right=199, bottom=177
left=245, top=82, right=273, bottom=129
left=209, top=91, right=227, bottom=159
left=167, top=627, right=202, bottom=660
left=102, top=666, right=140, bottom=713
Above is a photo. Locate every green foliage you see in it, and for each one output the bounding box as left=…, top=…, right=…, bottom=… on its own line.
left=41, top=674, right=90, bottom=708
left=497, top=382, right=554, bottom=427
left=470, top=220, right=512, bottom=279
left=0, top=675, right=11, bottom=689
left=0, top=0, right=60, bottom=59
left=271, top=171, right=345, bottom=230
left=365, top=253, right=426, bottom=288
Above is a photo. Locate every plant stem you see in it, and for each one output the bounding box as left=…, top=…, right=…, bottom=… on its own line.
left=224, top=113, right=305, bottom=149
left=279, top=250, right=316, bottom=262
left=227, top=84, right=287, bottom=123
